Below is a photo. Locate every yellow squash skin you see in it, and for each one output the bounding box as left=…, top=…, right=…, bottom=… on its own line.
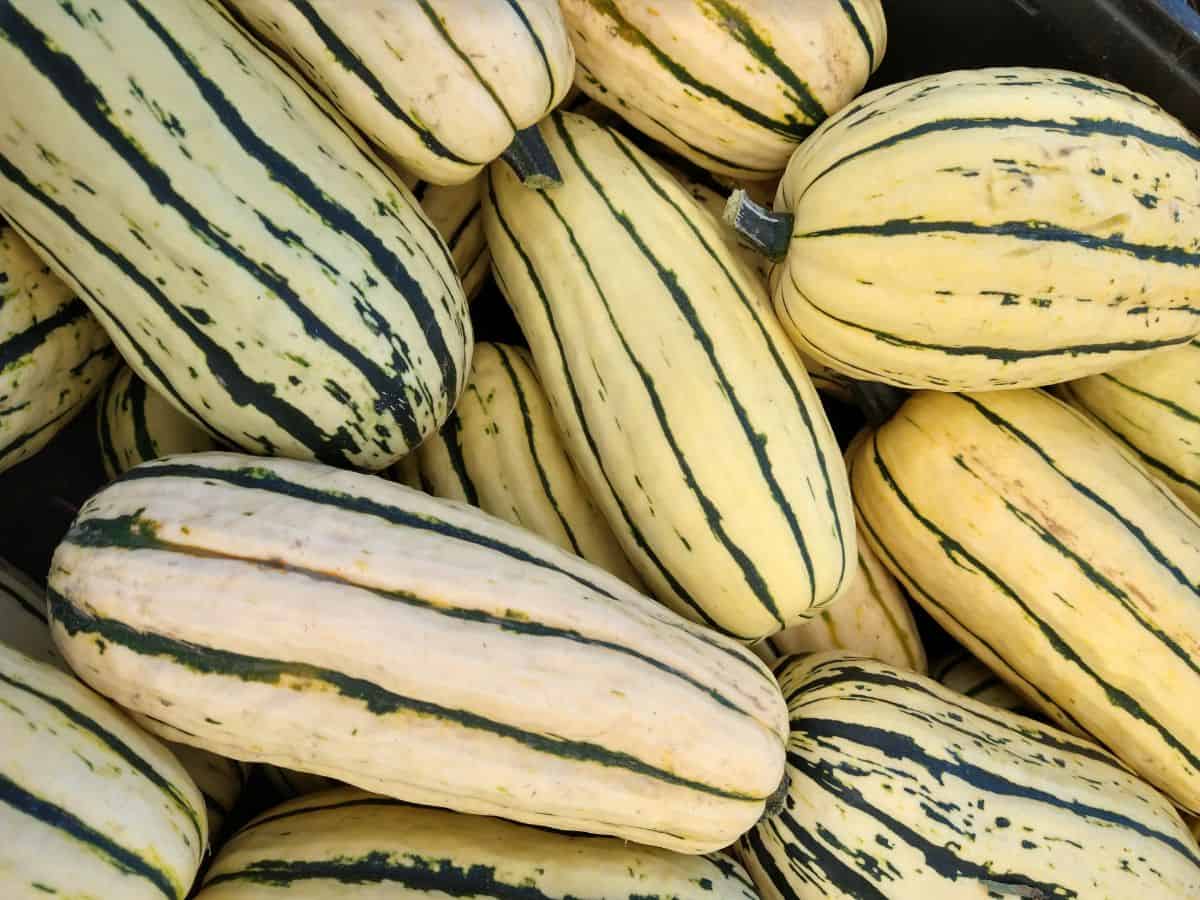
left=850, top=388, right=1200, bottom=813
left=753, top=527, right=926, bottom=673
left=0, top=0, right=470, bottom=471
left=47, top=451, right=788, bottom=854
left=739, top=652, right=1200, bottom=900
left=562, top=0, right=886, bottom=179
left=194, top=786, right=760, bottom=898
left=0, top=642, right=207, bottom=900
left=1060, top=339, right=1200, bottom=515
left=397, top=341, right=644, bottom=588
left=774, top=67, right=1200, bottom=391
left=0, top=223, right=117, bottom=474
left=226, top=0, right=575, bottom=186
left=96, top=365, right=223, bottom=481
left=484, top=111, right=856, bottom=641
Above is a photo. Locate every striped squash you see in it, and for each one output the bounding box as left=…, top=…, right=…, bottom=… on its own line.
left=561, top=0, right=886, bottom=179
left=0, top=640, right=207, bottom=900
left=97, top=365, right=223, bottom=480
left=484, top=111, right=855, bottom=641
left=1060, top=339, right=1200, bottom=515
left=224, top=0, right=574, bottom=186
left=769, top=67, right=1200, bottom=391
left=931, top=649, right=1036, bottom=717
left=46, top=451, right=788, bottom=854
left=0, top=556, right=247, bottom=843
left=0, top=0, right=470, bottom=471
left=849, top=388, right=1200, bottom=813
left=194, top=786, right=760, bottom=899
left=394, top=341, right=643, bottom=588
left=260, top=766, right=342, bottom=802
left=740, top=652, right=1200, bottom=900
left=0, top=222, right=117, bottom=474
left=1192, top=816, right=1200, bottom=843
left=753, top=527, right=926, bottom=673
left=404, top=174, right=490, bottom=301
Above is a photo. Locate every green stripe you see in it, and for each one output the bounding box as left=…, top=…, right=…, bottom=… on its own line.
left=0, top=666, right=204, bottom=847
left=608, top=127, right=853, bottom=606
left=416, top=0, right=516, bottom=129
left=96, top=371, right=126, bottom=479
left=0, top=295, right=92, bottom=372
left=580, top=1, right=816, bottom=140
left=241, top=795, right=407, bottom=835
left=491, top=343, right=588, bottom=558
left=48, top=590, right=763, bottom=804
left=855, top=550, right=922, bottom=670
left=834, top=0, right=876, bottom=70
left=0, top=396, right=84, bottom=466
left=1096, top=370, right=1200, bottom=426
left=65, top=510, right=764, bottom=722
left=499, top=0, right=558, bottom=113
left=284, top=0, right=484, bottom=165
left=0, top=773, right=182, bottom=899
left=125, top=374, right=159, bottom=465
left=798, top=217, right=1200, bottom=269
left=864, top=432, right=1200, bottom=777
left=436, top=411, right=481, bottom=507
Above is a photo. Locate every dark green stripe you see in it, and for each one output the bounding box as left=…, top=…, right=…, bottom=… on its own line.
left=0, top=396, right=82, bottom=465
left=485, top=173, right=725, bottom=634
left=241, top=795, right=407, bottom=835
left=0, top=773, right=181, bottom=899
left=0, top=295, right=91, bottom=372
left=609, top=127, right=852, bottom=606
left=96, top=370, right=125, bottom=479
left=1087, top=417, right=1200, bottom=499
left=286, top=0, right=484, bottom=165
left=491, top=343, right=587, bottom=558
left=950, top=449, right=1200, bottom=684
left=435, top=411, right=481, bottom=506
left=125, top=373, right=158, bottom=465
left=48, top=591, right=762, bottom=803
left=1097, top=369, right=1200, bottom=426
left=580, top=2, right=815, bottom=140
left=699, top=0, right=826, bottom=123
left=865, top=432, right=1200, bottom=778
left=852, top=449, right=1092, bottom=735
left=835, top=0, right=876, bottom=70
left=803, top=115, right=1200, bottom=199
left=416, top=0, right=515, bottom=129
left=445, top=204, right=481, bottom=251
left=499, top=0, right=558, bottom=113
left=798, top=217, right=1200, bottom=269
left=741, top=822, right=806, bottom=900
left=66, top=510, right=763, bottom=722
left=0, top=666, right=204, bottom=847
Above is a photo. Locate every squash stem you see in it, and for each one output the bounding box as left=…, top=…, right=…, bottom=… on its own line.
left=500, top=126, right=563, bottom=189
left=849, top=381, right=909, bottom=428
left=761, top=772, right=790, bottom=822
left=723, top=188, right=793, bottom=262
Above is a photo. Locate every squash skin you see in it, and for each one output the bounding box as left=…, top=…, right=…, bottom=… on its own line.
left=226, top=0, right=575, bottom=185
left=47, top=451, right=788, bottom=854
left=739, top=652, right=1200, bottom=900
left=484, top=111, right=856, bottom=641
left=850, top=388, right=1200, bottom=813
left=562, top=0, right=885, bottom=178
left=0, top=223, right=117, bottom=474
left=194, top=786, right=760, bottom=899
left=773, top=67, right=1200, bottom=391
left=1060, top=339, right=1200, bottom=515
left=396, top=341, right=644, bottom=589
left=0, top=0, right=470, bottom=471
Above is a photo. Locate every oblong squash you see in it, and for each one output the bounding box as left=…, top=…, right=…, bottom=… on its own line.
left=850, top=388, right=1200, bottom=812
left=753, top=528, right=926, bottom=673
left=0, top=641, right=207, bottom=900
left=561, top=0, right=886, bottom=178
left=0, top=556, right=246, bottom=844
left=0, top=222, right=117, bottom=474
left=225, top=0, right=575, bottom=186
left=396, top=341, right=643, bottom=588
left=771, top=67, right=1200, bottom=391
left=1060, top=339, right=1200, bottom=515
left=931, top=649, right=1035, bottom=716
left=0, top=0, right=470, bottom=470
left=484, top=111, right=855, bottom=640
left=47, top=451, right=788, bottom=854
left=194, top=786, right=760, bottom=899
left=404, top=174, right=491, bottom=301
left=97, top=366, right=223, bottom=481
left=740, top=652, right=1200, bottom=900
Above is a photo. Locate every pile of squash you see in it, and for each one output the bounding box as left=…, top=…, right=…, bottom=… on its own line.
left=2, top=2, right=1200, bottom=898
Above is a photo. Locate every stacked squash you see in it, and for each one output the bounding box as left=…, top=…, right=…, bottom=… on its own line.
left=2, top=1, right=1200, bottom=899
